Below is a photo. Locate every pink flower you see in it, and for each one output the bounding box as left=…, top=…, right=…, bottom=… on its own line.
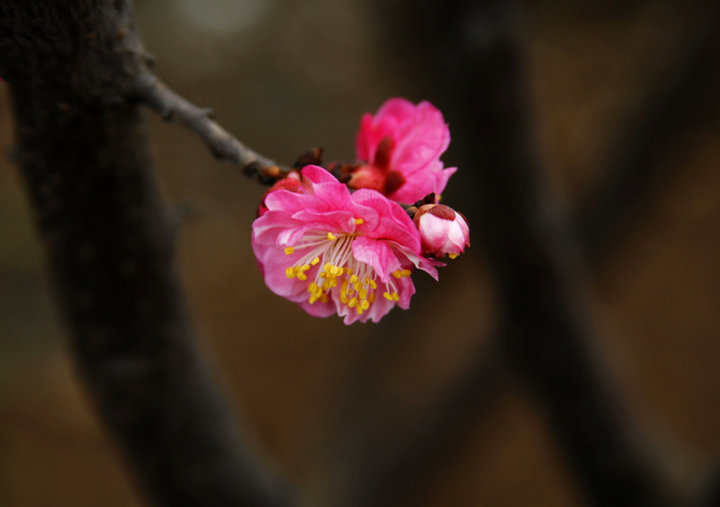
left=257, top=171, right=303, bottom=217
left=414, top=204, right=470, bottom=258
left=350, top=98, right=457, bottom=203
left=252, top=165, right=437, bottom=324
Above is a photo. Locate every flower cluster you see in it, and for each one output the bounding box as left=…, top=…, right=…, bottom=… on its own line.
left=251, top=98, right=470, bottom=324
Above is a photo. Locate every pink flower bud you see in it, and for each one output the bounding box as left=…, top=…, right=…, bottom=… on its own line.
left=414, top=204, right=470, bottom=258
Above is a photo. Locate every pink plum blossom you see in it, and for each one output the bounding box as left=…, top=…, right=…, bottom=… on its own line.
left=414, top=204, right=470, bottom=258
left=252, top=165, right=438, bottom=324
left=257, top=170, right=303, bottom=217
left=350, top=98, right=457, bottom=203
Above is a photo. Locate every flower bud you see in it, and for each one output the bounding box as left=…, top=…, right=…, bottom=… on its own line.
left=414, top=204, right=470, bottom=258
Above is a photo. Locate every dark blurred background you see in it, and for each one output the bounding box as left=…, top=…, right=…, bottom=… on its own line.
left=1, top=0, right=719, bottom=505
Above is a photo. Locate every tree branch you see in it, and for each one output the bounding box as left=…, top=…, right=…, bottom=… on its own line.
left=428, top=2, right=680, bottom=505
left=576, top=6, right=720, bottom=265
left=0, top=1, right=289, bottom=506
left=133, top=71, right=289, bottom=184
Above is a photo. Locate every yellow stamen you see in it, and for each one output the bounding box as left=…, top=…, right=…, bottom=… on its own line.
left=327, top=232, right=337, bottom=241
left=366, top=278, right=377, bottom=289
left=348, top=297, right=358, bottom=308
left=349, top=274, right=359, bottom=284
left=392, top=269, right=412, bottom=278
left=360, top=300, right=370, bottom=311
left=354, top=218, right=364, bottom=225
left=285, top=267, right=296, bottom=279
left=284, top=246, right=294, bottom=255
left=448, top=253, right=459, bottom=259
left=311, top=257, right=320, bottom=266
left=383, top=292, right=394, bottom=301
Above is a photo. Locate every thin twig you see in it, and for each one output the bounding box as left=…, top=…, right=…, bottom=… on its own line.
left=134, top=71, right=289, bottom=184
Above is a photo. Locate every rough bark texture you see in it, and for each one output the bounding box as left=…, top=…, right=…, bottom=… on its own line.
left=0, top=2, right=287, bottom=506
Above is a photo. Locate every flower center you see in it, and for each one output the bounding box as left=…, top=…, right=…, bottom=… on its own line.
left=283, top=231, right=411, bottom=315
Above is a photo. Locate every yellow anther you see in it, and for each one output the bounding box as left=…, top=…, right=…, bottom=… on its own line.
left=327, top=232, right=337, bottom=241
left=353, top=282, right=362, bottom=292
left=324, top=262, right=333, bottom=272
left=359, top=289, right=368, bottom=300
left=360, top=300, right=370, bottom=311
left=354, top=218, right=364, bottom=225
left=383, top=292, right=394, bottom=301
left=311, top=257, right=320, bottom=266
left=392, top=292, right=400, bottom=301
left=320, top=294, right=328, bottom=303
left=284, top=246, right=294, bottom=255
left=308, top=294, right=318, bottom=304
left=349, top=274, right=359, bottom=284
left=369, top=293, right=376, bottom=303
left=285, top=267, right=296, bottom=279
left=297, top=265, right=310, bottom=280
left=393, top=269, right=412, bottom=278
left=366, top=278, right=377, bottom=289
left=448, top=253, right=459, bottom=259
left=357, top=307, right=364, bottom=315
left=296, top=264, right=310, bottom=281
left=348, top=297, right=358, bottom=308
left=308, top=282, right=319, bottom=293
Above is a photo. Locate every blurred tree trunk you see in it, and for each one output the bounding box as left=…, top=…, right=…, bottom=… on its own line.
left=0, top=1, right=286, bottom=506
